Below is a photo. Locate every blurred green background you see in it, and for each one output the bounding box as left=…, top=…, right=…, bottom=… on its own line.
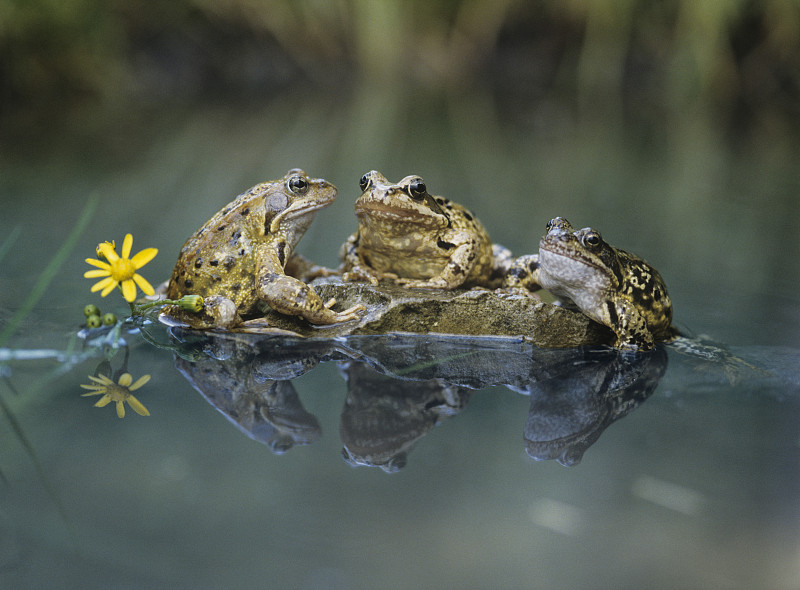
left=2, top=0, right=799, bottom=122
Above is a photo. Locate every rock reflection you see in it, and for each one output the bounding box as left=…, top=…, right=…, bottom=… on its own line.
left=523, top=347, right=667, bottom=466
left=167, top=330, right=667, bottom=467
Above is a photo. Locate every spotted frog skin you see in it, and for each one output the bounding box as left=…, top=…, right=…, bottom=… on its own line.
left=507, top=217, right=676, bottom=350
left=341, top=171, right=512, bottom=289
left=167, top=169, right=364, bottom=329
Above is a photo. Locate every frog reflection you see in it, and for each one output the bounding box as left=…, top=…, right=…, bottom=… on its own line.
left=338, top=361, right=471, bottom=472
left=523, top=346, right=667, bottom=466
left=170, top=328, right=339, bottom=453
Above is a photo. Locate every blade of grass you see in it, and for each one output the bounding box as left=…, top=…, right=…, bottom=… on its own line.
left=0, top=226, right=21, bottom=264
left=0, top=195, right=98, bottom=348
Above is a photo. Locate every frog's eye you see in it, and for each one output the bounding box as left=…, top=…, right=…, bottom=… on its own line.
left=287, top=175, right=309, bottom=195
left=583, top=232, right=602, bottom=248
left=359, top=174, right=372, bottom=192
left=407, top=180, right=427, bottom=201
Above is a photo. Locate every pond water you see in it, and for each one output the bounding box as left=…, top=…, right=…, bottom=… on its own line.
left=1, top=86, right=800, bottom=589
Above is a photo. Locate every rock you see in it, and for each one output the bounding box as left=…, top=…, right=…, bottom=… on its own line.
left=253, top=277, right=614, bottom=347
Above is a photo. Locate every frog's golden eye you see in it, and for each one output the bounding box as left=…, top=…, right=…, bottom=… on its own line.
left=583, top=232, right=602, bottom=248
left=407, top=180, right=427, bottom=201
left=359, top=174, right=372, bottom=192
left=287, top=175, right=309, bottom=195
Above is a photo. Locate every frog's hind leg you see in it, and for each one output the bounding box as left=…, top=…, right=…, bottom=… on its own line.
left=503, top=253, right=542, bottom=293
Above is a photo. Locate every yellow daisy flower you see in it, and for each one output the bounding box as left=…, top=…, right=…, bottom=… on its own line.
left=80, top=372, right=151, bottom=418
left=84, top=234, right=158, bottom=302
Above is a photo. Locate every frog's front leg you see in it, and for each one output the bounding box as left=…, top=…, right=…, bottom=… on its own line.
left=503, top=254, right=542, bottom=292
left=609, top=298, right=655, bottom=351
left=397, top=235, right=480, bottom=289
left=258, top=271, right=364, bottom=325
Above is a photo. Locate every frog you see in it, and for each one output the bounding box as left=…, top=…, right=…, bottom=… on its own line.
left=506, top=217, right=676, bottom=351
left=166, top=169, right=365, bottom=330
left=341, top=170, right=513, bottom=290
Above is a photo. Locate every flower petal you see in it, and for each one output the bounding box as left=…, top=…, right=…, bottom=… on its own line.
left=90, top=374, right=114, bottom=385
left=118, top=373, right=133, bottom=387
left=133, top=273, right=155, bottom=296
left=131, top=248, right=158, bottom=269
left=80, top=383, right=106, bottom=390
left=128, top=374, right=151, bottom=391
left=116, top=401, right=126, bottom=418
left=94, top=395, right=112, bottom=407
left=120, top=279, right=137, bottom=302
left=121, top=234, right=133, bottom=259
left=85, top=258, right=111, bottom=270
left=127, top=395, right=150, bottom=416
left=81, top=391, right=104, bottom=396
left=101, top=279, right=119, bottom=297
left=84, top=269, right=110, bottom=278
left=91, top=277, right=115, bottom=293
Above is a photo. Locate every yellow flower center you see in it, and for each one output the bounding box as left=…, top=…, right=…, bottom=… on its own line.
left=110, top=258, right=137, bottom=282
left=106, top=383, right=131, bottom=402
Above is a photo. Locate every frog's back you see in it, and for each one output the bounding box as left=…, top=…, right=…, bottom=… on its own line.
left=167, top=187, right=266, bottom=304
left=616, top=248, right=675, bottom=341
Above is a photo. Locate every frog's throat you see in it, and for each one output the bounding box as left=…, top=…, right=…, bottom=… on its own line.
left=269, top=199, right=331, bottom=234
left=538, top=241, right=606, bottom=274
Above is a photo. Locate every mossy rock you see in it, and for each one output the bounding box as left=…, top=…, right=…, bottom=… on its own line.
left=254, top=277, right=613, bottom=347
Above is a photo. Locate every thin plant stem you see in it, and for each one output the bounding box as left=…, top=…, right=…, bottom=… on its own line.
left=0, top=196, right=98, bottom=348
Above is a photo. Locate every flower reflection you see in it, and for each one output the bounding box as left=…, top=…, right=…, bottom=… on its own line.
left=80, top=372, right=151, bottom=418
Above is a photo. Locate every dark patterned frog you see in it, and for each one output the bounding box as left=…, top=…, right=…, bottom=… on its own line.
left=507, top=217, right=676, bottom=350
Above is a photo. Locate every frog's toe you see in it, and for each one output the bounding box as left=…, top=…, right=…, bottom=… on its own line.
left=337, top=304, right=366, bottom=322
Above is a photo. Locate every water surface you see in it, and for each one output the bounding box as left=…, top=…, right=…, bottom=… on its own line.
left=1, top=88, right=799, bottom=589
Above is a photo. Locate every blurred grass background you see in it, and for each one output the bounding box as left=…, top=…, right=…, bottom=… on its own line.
left=1, top=0, right=798, bottom=129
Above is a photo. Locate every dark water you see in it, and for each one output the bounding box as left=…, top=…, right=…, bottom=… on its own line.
left=1, top=88, right=800, bottom=589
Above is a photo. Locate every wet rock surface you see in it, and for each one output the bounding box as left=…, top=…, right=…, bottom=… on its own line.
left=253, top=277, right=614, bottom=347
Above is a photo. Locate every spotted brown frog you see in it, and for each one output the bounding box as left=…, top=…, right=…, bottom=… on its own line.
left=341, top=171, right=512, bottom=289
left=507, top=217, right=676, bottom=350
left=166, top=169, right=364, bottom=329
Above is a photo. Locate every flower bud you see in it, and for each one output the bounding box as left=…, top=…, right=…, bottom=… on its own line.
left=178, top=294, right=204, bottom=313
left=84, top=304, right=101, bottom=317
left=102, top=313, right=117, bottom=326
left=86, top=314, right=102, bottom=328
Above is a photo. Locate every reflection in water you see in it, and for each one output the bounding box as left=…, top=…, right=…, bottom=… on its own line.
left=167, top=329, right=669, bottom=468
left=339, top=361, right=471, bottom=472
left=523, top=347, right=667, bottom=466
left=170, top=328, right=339, bottom=453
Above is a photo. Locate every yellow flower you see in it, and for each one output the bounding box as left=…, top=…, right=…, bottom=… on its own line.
left=80, top=372, right=151, bottom=418
left=84, top=234, right=158, bottom=302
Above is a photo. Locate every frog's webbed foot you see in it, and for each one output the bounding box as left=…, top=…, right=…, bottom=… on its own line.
left=285, top=254, right=339, bottom=282
left=395, top=276, right=453, bottom=289
left=341, top=265, right=381, bottom=286
left=315, top=298, right=366, bottom=325
left=503, top=254, right=542, bottom=292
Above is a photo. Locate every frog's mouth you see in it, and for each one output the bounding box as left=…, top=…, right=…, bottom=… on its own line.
left=538, top=239, right=603, bottom=272
left=269, top=197, right=333, bottom=233
left=356, top=199, right=445, bottom=227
